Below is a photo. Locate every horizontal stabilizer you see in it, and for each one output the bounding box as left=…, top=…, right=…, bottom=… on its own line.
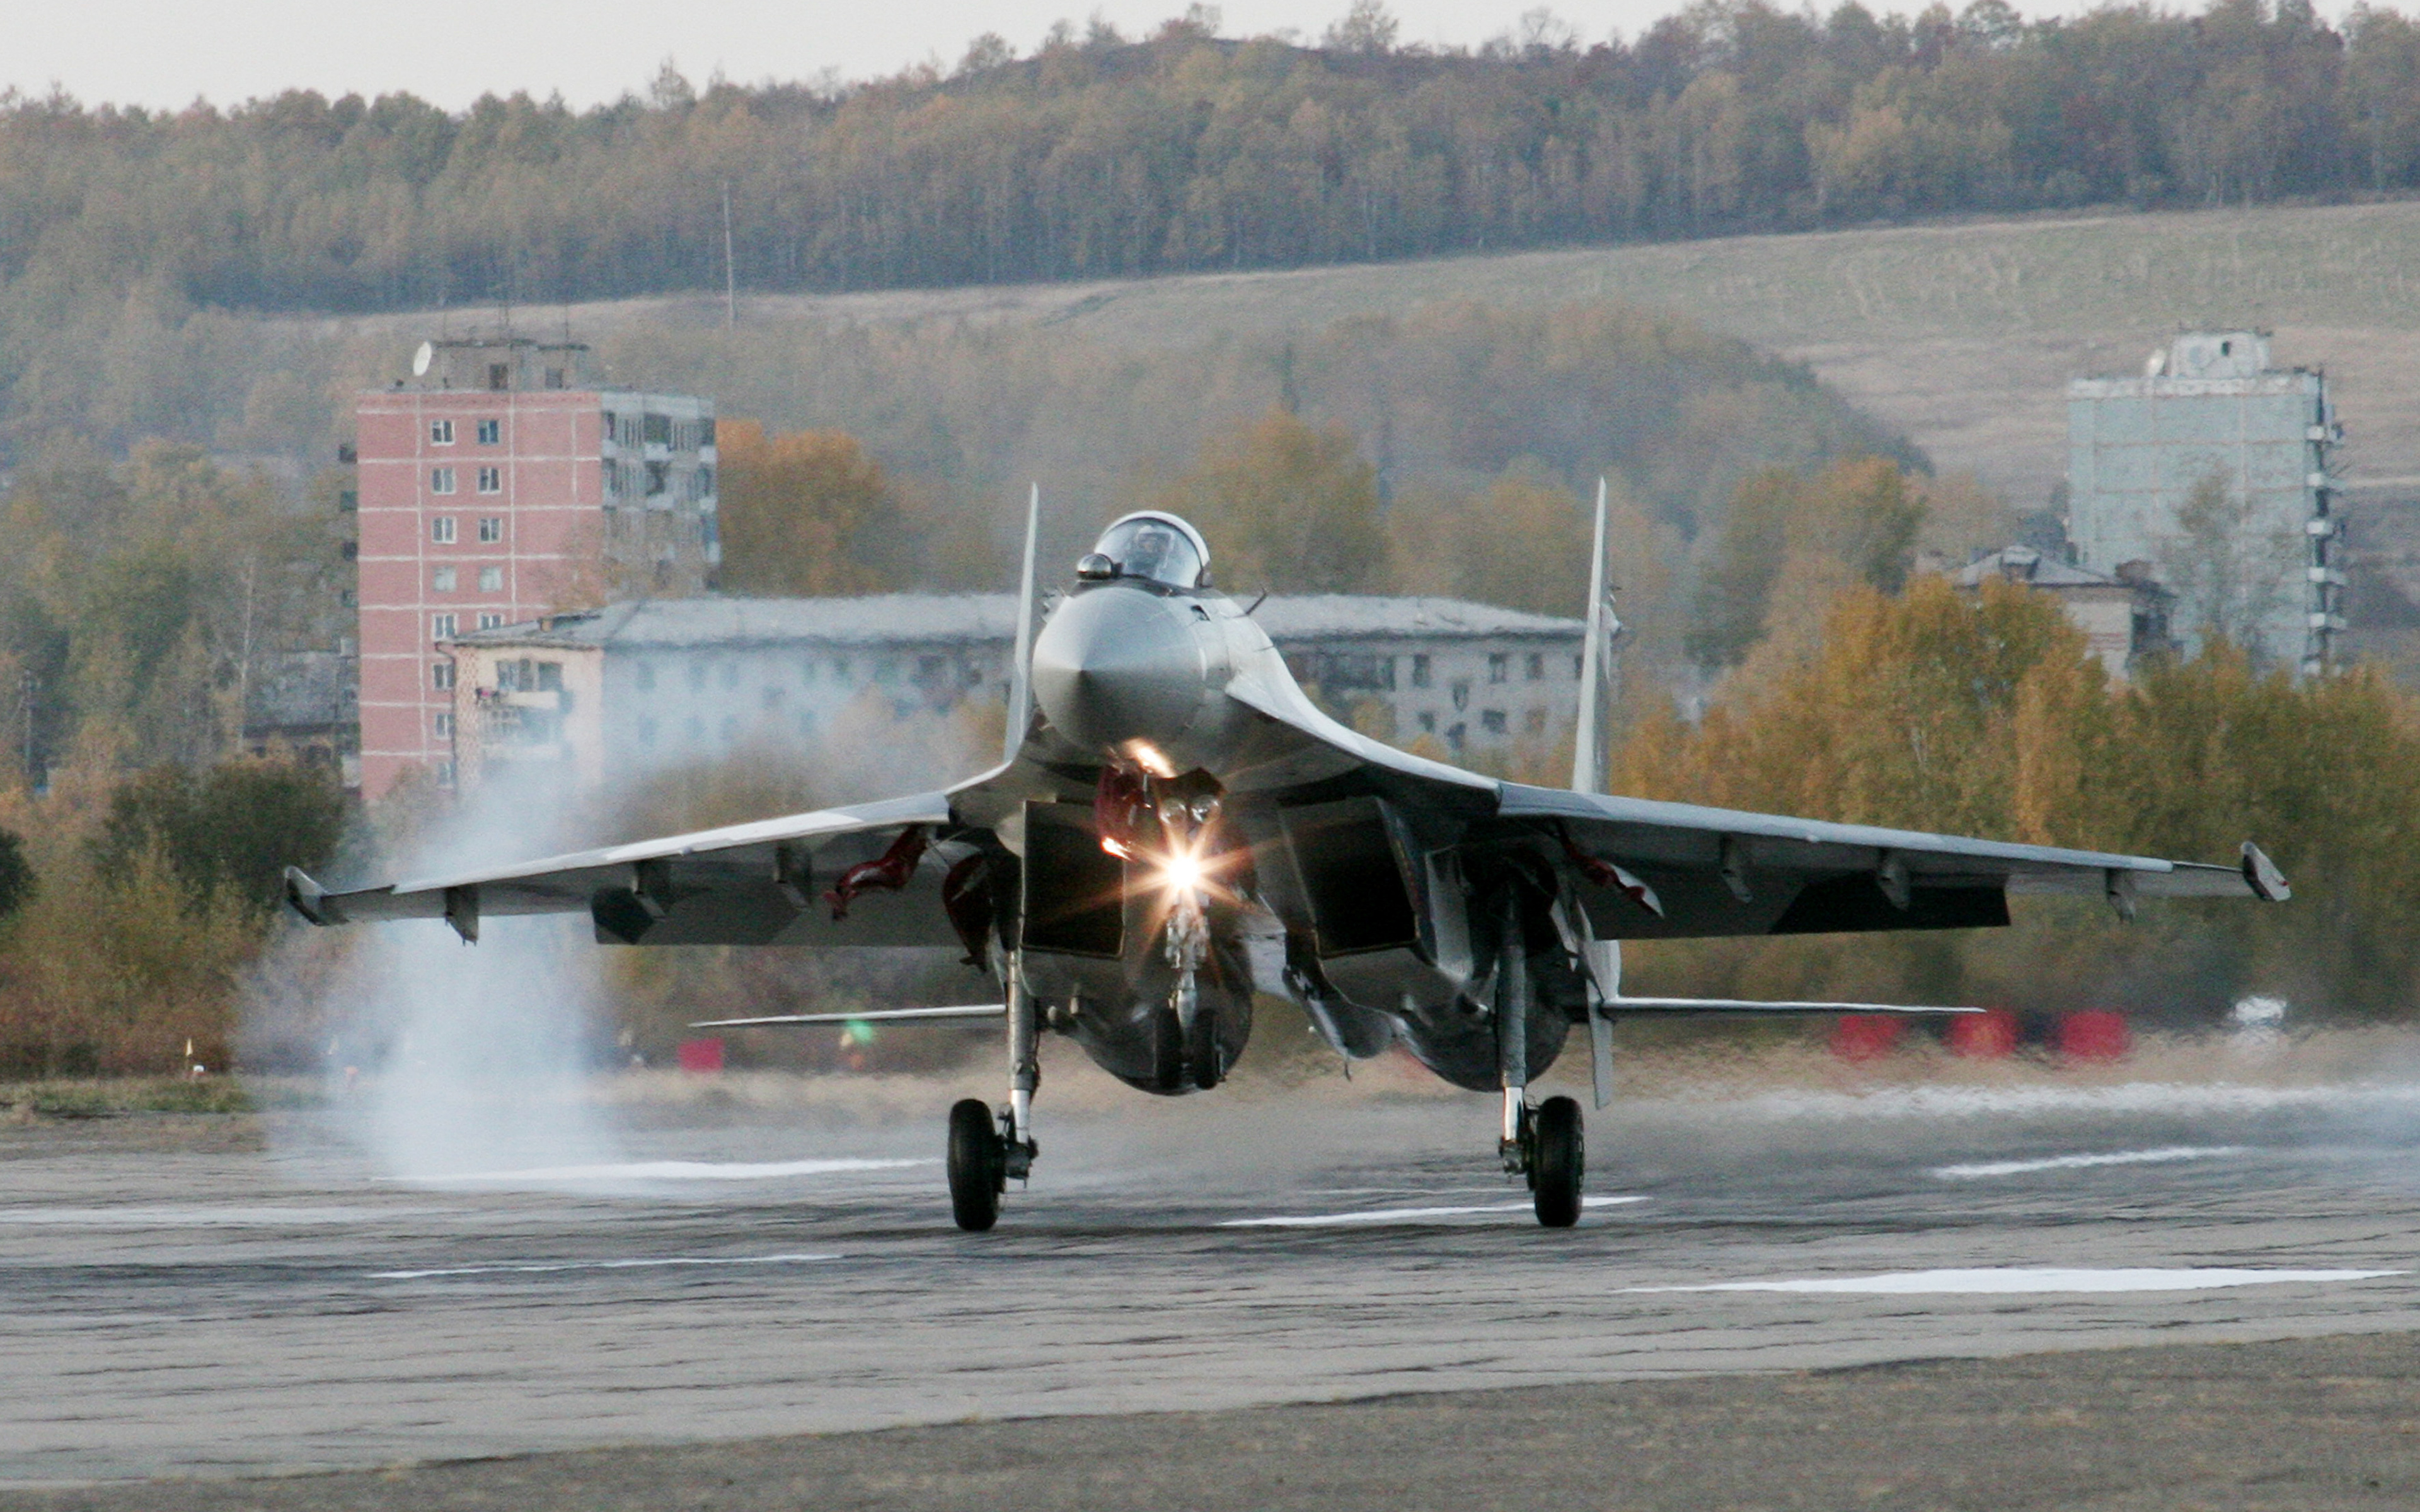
left=690, top=1004, right=1006, bottom=1029
left=1602, top=996, right=1979, bottom=1017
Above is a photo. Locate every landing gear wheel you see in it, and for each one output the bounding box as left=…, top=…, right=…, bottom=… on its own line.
left=947, top=1097, right=1005, bottom=1231
left=1530, top=1095, right=1584, bottom=1228
left=1187, top=1007, right=1223, bottom=1091
left=1151, top=1005, right=1185, bottom=1092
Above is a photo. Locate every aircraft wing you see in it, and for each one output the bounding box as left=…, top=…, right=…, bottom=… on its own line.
left=1499, top=782, right=2286, bottom=939
left=284, top=788, right=993, bottom=949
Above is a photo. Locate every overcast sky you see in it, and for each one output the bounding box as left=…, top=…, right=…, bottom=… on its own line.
left=9, top=0, right=2149, bottom=114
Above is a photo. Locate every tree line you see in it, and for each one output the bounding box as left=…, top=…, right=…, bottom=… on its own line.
left=1, top=0, right=2414, bottom=324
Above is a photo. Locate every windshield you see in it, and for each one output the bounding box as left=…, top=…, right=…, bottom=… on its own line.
left=1092, top=515, right=1208, bottom=590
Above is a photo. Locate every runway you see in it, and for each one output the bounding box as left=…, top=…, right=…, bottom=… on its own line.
left=8, top=1055, right=2420, bottom=1491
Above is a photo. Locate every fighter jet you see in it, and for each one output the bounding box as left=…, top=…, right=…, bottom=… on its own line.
left=286, top=498, right=2290, bottom=1230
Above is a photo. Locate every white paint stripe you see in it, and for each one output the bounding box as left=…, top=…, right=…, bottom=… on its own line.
left=1223, top=1196, right=1647, bottom=1228
left=1932, top=1145, right=2247, bottom=1179
left=1626, top=1267, right=2407, bottom=1295
left=371, top=1252, right=843, bottom=1280
left=0, top=1206, right=449, bottom=1227
left=409, top=1158, right=935, bottom=1184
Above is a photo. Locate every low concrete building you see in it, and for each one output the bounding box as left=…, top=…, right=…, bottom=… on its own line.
left=1948, top=546, right=2175, bottom=678
left=442, top=593, right=1587, bottom=791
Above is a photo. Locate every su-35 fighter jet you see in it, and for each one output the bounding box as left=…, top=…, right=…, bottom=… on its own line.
left=288, top=497, right=2290, bottom=1230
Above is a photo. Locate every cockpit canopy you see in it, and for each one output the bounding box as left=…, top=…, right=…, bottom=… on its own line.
left=1090, top=513, right=1211, bottom=590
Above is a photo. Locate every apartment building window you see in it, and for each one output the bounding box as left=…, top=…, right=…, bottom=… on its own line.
left=644, top=413, right=672, bottom=445
left=1526, top=653, right=1545, bottom=680
left=478, top=517, right=503, bottom=542
left=431, top=662, right=454, bottom=691
left=602, top=466, right=621, bottom=501
left=476, top=419, right=500, bottom=445
left=430, top=420, right=454, bottom=445
left=432, top=566, right=457, bottom=592
left=1410, top=653, right=1432, bottom=689
left=1487, top=653, right=1508, bottom=684
left=435, top=760, right=455, bottom=788
left=476, top=612, right=504, bottom=631
left=430, top=516, right=456, bottom=544
left=478, top=567, right=504, bottom=592
left=1417, top=711, right=1437, bottom=733
left=434, top=712, right=454, bottom=738
left=431, top=613, right=457, bottom=639
left=700, top=416, right=716, bottom=445
left=1481, top=709, right=1507, bottom=735
left=698, top=465, right=716, bottom=496
left=430, top=467, right=456, bottom=495
left=476, top=467, right=502, bottom=494
left=645, top=461, right=669, bottom=496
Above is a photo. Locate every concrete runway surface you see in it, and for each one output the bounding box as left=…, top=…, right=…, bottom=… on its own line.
left=8, top=1059, right=2420, bottom=1504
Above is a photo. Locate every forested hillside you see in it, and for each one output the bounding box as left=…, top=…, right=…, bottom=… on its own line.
left=1, top=0, right=2414, bottom=324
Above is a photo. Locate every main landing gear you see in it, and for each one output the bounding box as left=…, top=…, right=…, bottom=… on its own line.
left=1494, top=889, right=1584, bottom=1228
left=950, top=951, right=1040, bottom=1232
left=1504, top=1093, right=1585, bottom=1228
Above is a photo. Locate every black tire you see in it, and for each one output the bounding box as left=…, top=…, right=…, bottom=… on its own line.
left=1531, top=1095, right=1584, bottom=1228
left=947, top=1098, right=1003, bottom=1232
left=1151, top=1005, right=1185, bottom=1092
left=1188, top=1007, right=1223, bottom=1091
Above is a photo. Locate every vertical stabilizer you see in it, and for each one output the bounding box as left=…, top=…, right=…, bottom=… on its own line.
left=1004, top=485, right=1041, bottom=765
left=1571, top=477, right=1611, bottom=794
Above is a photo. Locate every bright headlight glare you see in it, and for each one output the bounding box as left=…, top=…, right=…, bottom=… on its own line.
left=1160, top=850, right=1204, bottom=894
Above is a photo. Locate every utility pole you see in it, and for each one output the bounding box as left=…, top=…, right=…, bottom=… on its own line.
left=721, top=181, right=737, bottom=330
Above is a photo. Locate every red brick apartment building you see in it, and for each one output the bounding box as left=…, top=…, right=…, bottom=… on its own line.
left=349, top=336, right=717, bottom=799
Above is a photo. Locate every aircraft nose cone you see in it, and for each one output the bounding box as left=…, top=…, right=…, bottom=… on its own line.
left=1030, top=586, right=1207, bottom=752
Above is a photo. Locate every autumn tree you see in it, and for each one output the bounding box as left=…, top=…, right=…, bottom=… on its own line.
left=717, top=421, right=919, bottom=596
left=1689, top=456, right=1928, bottom=670
left=1153, top=409, right=1385, bottom=593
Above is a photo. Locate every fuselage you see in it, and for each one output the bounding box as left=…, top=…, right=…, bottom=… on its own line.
left=1008, top=519, right=1575, bottom=1096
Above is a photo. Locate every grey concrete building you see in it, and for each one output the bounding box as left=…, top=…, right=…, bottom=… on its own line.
left=443, top=593, right=1586, bottom=792
left=2066, top=331, right=2342, bottom=673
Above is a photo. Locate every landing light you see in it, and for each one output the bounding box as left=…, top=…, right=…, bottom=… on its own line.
left=1158, top=848, right=1206, bottom=896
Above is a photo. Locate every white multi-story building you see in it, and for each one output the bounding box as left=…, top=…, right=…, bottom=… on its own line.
left=442, top=594, right=1587, bottom=792
left=2067, top=330, right=2342, bottom=673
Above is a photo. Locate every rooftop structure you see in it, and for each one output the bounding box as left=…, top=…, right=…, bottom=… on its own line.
left=347, top=335, right=718, bottom=798
left=2066, top=330, right=2342, bottom=675
left=441, top=593, right=1589, bottom=792
left=1948, top=547, right=2174, bottom=678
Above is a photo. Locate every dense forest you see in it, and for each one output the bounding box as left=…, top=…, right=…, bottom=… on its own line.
left=1, top=0, right=2412, bottom=324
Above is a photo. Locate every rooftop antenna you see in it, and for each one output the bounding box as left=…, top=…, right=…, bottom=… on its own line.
left=1003, top=484, right=1041, bottom=765
left=1570, top=476, right=1612, bottom=794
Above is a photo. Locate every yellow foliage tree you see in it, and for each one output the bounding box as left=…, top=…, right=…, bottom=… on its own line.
left=717, top=421, right=905, bottom=597
left=1153, top=408, right=1385, bottom=593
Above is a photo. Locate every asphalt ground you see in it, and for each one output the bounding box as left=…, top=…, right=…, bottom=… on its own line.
left=8, top=1053, right=2420, bottom=1506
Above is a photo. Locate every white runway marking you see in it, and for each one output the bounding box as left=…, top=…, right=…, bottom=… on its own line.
left=410, top=1158, right=936, bottom=1184
left=1223, top=1196, right=1647, bottom=1227
left=1932, top=1145, right=2247, bottom=1180
left=1625, top=1267, right=2407, bottom=1295
left=0, top=1205, right=447, bottom=1227
left=370, top=1252, right=843, bottom=1280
